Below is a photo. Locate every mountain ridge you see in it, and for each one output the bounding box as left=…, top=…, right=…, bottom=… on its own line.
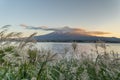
left=34, top=31, right=120, bottom=43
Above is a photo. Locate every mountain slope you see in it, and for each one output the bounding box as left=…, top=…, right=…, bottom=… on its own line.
left=34, top=31, right=120, bottom=42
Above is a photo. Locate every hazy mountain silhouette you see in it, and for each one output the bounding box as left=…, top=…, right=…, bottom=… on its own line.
left=35, top=30, right=120, bottom=43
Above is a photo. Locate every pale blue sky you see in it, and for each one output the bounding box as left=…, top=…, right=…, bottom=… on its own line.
left=0, top=0, right=120, bottom=37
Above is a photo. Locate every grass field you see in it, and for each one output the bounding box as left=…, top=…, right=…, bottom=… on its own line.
left=0, top=28, right=120, bottom=80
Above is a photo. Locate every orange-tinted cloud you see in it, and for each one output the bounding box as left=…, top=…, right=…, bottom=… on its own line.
left=87, top=31, right=111, bottom=36
left=69, top=28, right=111, bottom=36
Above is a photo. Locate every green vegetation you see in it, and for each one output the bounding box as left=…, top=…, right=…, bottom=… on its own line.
left=0, top=27, right=120, bottom=80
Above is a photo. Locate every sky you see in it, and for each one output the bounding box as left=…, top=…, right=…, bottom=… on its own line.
left=0, top=0, right=120, bottom=37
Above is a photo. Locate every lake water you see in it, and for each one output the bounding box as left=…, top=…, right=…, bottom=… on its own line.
left=36, top=42, right=120, bottom=54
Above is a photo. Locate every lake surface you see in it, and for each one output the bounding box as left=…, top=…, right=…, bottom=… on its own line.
left=35, top=42, right=120, bottom=54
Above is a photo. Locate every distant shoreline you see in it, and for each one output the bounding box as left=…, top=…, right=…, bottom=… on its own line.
left=35, top=41, right=120, bottom=43
left=1, top=39, right=120, bottom=43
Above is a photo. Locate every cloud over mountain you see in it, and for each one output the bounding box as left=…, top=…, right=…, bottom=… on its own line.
left=20, top=24, right=111, bottom=36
